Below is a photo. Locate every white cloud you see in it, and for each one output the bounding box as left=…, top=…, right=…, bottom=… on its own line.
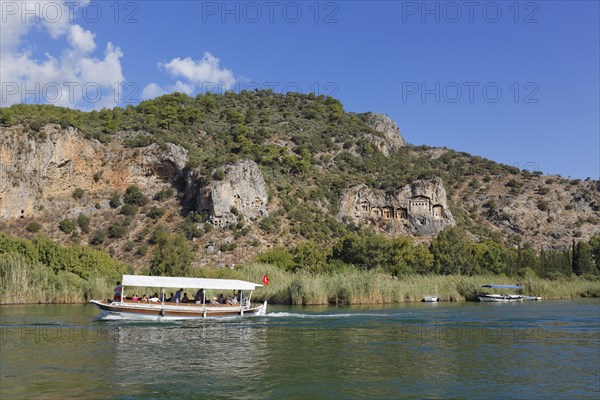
left=171, top=80, right=196, bottom=95
left=0, top=0, right=79, bottom=53
left=68, top=24, right=96, bottom=54
left=141, top=83, right=166, bottom=100
left=142, top=52, right=236, bottom=100
left=0, top=1, right=125, bottom=109
left=163, top=53, right=236, bottom=89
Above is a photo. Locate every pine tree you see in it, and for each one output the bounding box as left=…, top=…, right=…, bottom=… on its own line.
left=573, top=241, right=595, bottom=275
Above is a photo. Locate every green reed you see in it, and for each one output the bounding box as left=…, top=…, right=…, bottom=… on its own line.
left=2, top=257, right=598, bottom=305
left=234, top=263, right=600, bottom=305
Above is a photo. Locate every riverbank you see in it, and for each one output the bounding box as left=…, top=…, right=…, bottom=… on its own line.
left=215, top=263, right=600, bottom=305
left=0, top=240, right=130, bottom=304
left=3, top=260, right=598, bottom=305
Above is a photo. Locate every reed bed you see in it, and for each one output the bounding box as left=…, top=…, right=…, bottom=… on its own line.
left=233, top=264, right=600, bottom=305
left=0, top=253, right=113, bottom=304
left=1, top=258, right=599, bottom=305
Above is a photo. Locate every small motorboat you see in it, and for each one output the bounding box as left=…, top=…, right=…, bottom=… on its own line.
left=477, top=293, right=524, bottom=302
left=477, top=284, right=525, bottom=302
left=522, top=295, right=542, bottom=301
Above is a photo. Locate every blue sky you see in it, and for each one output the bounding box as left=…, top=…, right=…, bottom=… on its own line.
left=1, top=0, right=598, bottom=178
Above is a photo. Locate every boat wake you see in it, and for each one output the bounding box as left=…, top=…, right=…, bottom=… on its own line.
left=265, top=312, right=391, bottom=319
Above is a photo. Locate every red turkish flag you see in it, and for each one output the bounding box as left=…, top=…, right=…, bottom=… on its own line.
left=261, top=274, right=269, bottom=286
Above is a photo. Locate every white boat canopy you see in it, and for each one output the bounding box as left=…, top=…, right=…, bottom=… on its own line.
left=121, top=275, right=262, bottom=291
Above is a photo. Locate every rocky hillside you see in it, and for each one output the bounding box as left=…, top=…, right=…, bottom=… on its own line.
left=0, top=92, right=598, bottom=271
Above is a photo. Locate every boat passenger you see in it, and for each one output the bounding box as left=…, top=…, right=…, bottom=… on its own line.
left=236, top=290, right=245, bottom=304
left=166, top=293, right=174, bottom=302
left=149, top=295, right=160, bottom=302
left=194, top=289, right=204, bottom=304
left=217, top=293, right=225, bottom=304
left=210, top=297, right=219, bottom=304
left=182, top=293, right=190, bottom=303
left=113, top=281, right=122, bottom=301
left=131, top=294, right=139, bottom=302
left=227, top=295, right=238, bottom=305
left=141, top=294, right=148, bottom=302
left=174, top=288, right=183, bottom=303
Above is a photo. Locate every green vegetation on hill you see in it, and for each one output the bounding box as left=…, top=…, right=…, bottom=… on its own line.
left=3, top=93, right=597, bottom=244
left=1, top=92, right=595, bottom=198
left=1, top=91, right=599, bottom=292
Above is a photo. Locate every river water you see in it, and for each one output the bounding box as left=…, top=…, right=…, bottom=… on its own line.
left=1, top=300, right=598, bottom=399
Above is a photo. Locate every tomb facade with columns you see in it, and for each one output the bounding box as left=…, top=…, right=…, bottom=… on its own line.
left=338, top=177, right=455, bottom=236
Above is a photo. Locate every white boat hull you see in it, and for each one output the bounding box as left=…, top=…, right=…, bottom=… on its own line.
left=91, top=300, right=267, bottom=321
left=477, top=294, right=524, bottom=302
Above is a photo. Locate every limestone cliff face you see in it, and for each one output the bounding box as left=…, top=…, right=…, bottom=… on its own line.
left=1, top=119, right=597, bottom=269
left=187, top=160, right=268, bottom=226
left=360, top=112, right=404, bottom=156
left=0, top=125, right=187, bottom=219
left=457, top=176, right=600, bottom=247
left=339, top=177, right=455, bottom=235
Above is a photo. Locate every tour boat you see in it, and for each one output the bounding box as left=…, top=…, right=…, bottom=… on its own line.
left=422, top=296, right=439, bottom=302
left=91, top=275, right=267, bottom=320
left=477, top=284, right=524, bottom=302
